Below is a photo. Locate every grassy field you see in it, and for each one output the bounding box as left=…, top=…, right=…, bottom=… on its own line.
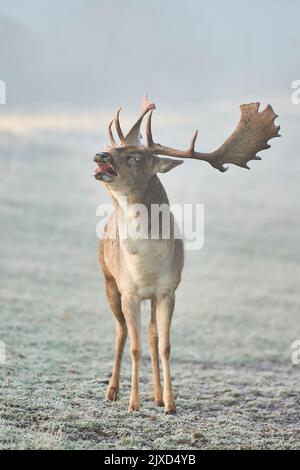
left=0, top=127, right=299, bottom=449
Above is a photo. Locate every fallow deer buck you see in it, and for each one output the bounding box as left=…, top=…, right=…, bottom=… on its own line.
left=94, top=96, right=280, bottom=413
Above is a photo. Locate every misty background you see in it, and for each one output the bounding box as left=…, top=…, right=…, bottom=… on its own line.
left=0, top=0, right=300, bottom=109
left=1, top=0, right=299, bottom=252
left=0, top=0, right=300, bottom=449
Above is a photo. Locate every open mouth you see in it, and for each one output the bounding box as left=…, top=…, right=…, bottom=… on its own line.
left=94, top=161, right=118, bottom=182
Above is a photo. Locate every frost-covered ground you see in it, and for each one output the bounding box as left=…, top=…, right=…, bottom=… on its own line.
left=0, top=123, right=299, bottom=449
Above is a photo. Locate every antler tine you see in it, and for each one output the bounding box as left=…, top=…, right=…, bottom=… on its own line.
left=114, top=108, right=126, bottom=145
left=108, top=120, right=117, bottom=147
left=146, top=110, right=155, bottom=147
left=189, top=130, right=198, bottom=154
left=125, top=95, right=156, bottom=146
left=147, top=110, right=199, bottom=158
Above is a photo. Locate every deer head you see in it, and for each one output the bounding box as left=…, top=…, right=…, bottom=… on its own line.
left=94, top=95, right=280, bottom=191
left=94, top=95, right=183, bottom=194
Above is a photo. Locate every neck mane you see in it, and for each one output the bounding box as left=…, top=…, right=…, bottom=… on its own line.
left=108, top=175, right=169, bottom=209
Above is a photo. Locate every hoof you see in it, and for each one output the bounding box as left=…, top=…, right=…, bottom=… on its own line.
left=105, top=386, right=118, bottom=401
left=153, top=391, right=164, bottom=407
left=164, top=401, right=176, bottom=415
left=128, top=401, right=140, bottom=412
left=154, top=399, right=164, bottom=407
left=164, top=408, right=177, bottom=415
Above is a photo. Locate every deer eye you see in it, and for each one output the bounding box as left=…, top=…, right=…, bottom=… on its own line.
left=128, top=155, right=143, bottom=165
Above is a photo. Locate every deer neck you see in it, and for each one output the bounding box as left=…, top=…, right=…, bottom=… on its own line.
left=108, top=176, right=171, bottom=243
left=109, top=175, right=169, bottom=211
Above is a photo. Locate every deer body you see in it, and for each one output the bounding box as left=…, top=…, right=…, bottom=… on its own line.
left=94, top=95, right=279, bottom=413
left=100, top=175, right=183, bottom=412
left=103, top=176, right=183, bottom=297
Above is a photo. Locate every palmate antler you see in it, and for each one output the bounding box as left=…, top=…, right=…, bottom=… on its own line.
left=107, top=98, right=280, bottom=172
left=146, top=102, right=280, bottom=172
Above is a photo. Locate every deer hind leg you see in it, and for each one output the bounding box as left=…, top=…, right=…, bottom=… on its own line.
left=104, top=277, right=127, bottom=401
left=148, top=299, right=163, bottom=406
left=156, top=293, right=176, bottom=414
left=121, top=294, right=141, bottom=412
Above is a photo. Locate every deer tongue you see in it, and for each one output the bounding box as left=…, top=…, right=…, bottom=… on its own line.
left=95, top=162, right=115, bottom=174
left=95, top=166, right=104, bottom=175
left=95, top=161, right=117, bottom=182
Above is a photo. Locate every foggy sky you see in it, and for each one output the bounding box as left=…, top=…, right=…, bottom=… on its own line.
left=1, top=0, right=299, bottom=113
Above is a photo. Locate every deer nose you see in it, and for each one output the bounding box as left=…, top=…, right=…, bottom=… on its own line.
left=93, top=152, right=110, bottom=162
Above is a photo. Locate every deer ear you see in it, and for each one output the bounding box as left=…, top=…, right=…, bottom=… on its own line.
left=154, top=157, right=184, bottom=173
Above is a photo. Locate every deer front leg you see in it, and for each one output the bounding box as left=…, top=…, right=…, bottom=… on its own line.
left=106, top=319, right=127, bottom=400
left=156, top=293, right=176, bottom=414
left=121, top=294, right=141, bottom=411
left=104, top=277, right=127, bottom=401
left=148, top=299, right=163, bottom=406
